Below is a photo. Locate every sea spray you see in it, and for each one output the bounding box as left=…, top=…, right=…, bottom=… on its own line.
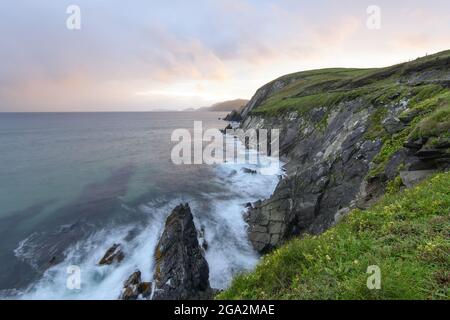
left=12, top=132, right=282, bottom=299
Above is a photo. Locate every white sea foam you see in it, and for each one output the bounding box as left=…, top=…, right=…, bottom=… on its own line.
left=14, top=133, right=282, bottom=299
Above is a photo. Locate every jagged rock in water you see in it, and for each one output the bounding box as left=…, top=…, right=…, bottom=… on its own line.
left=152, top=204, right=212, bottom=300
left=99, top=244, right=125, bottom=265
left=224, top=110, right=242, bottom=122
left=120, top=270, right=152, bottom=300
left=238, top=78, right=443, bottom=254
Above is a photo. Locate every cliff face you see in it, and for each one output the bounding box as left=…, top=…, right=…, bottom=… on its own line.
left=239, top=51, right=450, bottom=253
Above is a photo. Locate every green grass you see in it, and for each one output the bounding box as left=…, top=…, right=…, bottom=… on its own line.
left=218, top=172, right=450, bottom=300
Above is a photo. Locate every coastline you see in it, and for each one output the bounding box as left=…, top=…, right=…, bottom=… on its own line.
left=4, top=116, right=282, bottom=300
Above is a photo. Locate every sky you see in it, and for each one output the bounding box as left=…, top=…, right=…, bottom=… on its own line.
left=0, top=0, right=449, bottom=112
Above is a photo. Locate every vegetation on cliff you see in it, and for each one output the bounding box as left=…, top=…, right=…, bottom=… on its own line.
left=221, top=50, right=450, bottom=300
left=218, top=172, right=450, bottom=300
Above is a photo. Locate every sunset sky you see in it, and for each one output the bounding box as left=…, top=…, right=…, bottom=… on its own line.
left=1, top=0, right=449, bottom=112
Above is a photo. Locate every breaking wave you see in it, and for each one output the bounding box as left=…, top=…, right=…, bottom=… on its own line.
left=8, top=134, right=282, bottom=299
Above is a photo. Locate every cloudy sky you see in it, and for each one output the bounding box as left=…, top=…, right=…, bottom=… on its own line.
left=0, top=0, right=449, bottom=112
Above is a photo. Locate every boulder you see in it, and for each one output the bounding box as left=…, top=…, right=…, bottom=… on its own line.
left=152, top=204, right=212, bottom=300
left=404, top=137, right=428, bottom=149
left=382, top=116, right=405, bottom=134
left=99, top=244, right=125, bottom=265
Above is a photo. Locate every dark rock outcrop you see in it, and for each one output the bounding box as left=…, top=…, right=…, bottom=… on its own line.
left=220, top=124, right=233, bottom=134
left=239, top=53, right=450, bottom=253
left=152, top=204, right=212, bottom=300
left=224, top=110, right=242, bottom=122
left=99, top=244, right=125, bottom=265
left=242, top=168, right=257, bottom=175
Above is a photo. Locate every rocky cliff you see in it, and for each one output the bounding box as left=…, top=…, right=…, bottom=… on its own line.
left=237, top=50, right=450, bottom=253
left=152, top=204, right=212, bottom=300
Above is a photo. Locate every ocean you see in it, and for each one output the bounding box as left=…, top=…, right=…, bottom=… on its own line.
left=0, top=112, right=281, bottom=299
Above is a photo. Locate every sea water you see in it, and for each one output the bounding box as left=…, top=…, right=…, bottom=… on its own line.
left=0, top=112, right=282, bottom=299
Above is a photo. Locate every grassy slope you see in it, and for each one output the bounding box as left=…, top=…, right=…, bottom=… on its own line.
left=218, top=172, right=450, bottom=300
left=207, top=99, right=249, bottom=112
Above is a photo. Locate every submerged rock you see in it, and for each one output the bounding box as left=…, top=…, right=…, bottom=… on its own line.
left=99, top=244, right=125, bottom=265
left=152, top=204, right=212, bottom=300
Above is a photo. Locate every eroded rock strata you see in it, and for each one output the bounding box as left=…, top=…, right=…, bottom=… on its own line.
left=152, top=204, right=212, bottom=300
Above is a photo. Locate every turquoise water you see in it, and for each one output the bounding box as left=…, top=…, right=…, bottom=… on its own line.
left=0, top=112, right=281, bottom=299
